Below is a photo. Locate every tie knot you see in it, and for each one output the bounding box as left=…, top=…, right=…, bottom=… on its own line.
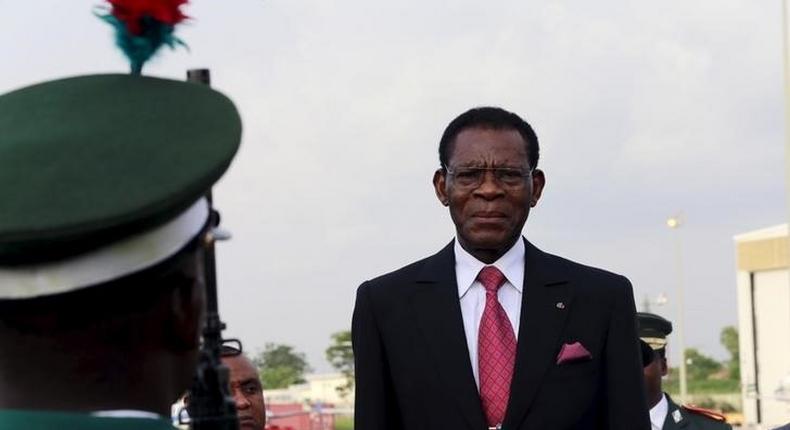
left=478, top=266, right=506, bottom=293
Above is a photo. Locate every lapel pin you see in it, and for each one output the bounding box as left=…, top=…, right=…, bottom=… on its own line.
left=556, top=302, right=565, bottom=309
left=672, top=410, right=682, bottom=423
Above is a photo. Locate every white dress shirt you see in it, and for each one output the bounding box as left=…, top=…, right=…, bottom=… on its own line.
left=455, top=238, right=525, bottom=389
left=649, top=393, right=668, bottom=430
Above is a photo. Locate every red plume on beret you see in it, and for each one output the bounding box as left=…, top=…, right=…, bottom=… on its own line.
left=108, top=0, right=188, bottom=35
left=97, top=0, right=189, bottom=74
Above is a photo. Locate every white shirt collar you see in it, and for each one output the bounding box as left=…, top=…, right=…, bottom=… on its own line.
left=649, top=393, right=669, bottom=429
left=454, top=237, right=525, bottom=298
left=91, top=410, right=163, bottom=420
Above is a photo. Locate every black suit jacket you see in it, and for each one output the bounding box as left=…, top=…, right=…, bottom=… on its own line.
left=352, top=239, right=650, bottom=430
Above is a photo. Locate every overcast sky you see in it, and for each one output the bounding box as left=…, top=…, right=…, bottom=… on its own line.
left=1, top=0, right=785, bottom=371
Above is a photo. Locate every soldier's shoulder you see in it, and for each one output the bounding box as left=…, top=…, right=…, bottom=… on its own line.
left=681, top=404, right=732, bottom=429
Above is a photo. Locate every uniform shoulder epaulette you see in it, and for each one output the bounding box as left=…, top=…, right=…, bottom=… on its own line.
left=681, top=404, right=727, bottom=422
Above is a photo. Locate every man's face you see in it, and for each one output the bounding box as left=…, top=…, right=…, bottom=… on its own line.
left=223, top=354, right=266, bottom=430
left=434, top=127, right=545, bottom=257
left=643, top=354, right=667, bottom=407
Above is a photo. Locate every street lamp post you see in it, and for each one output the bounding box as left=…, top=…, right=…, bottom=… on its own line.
left=641, top=293, right=668, bottom=313
left=667, top=215, right=688, bottom=403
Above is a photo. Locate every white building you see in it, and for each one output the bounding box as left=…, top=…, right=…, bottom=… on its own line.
left=735, top=224, right=790, bottom=428
left=265, top=372, right=355, bottom=410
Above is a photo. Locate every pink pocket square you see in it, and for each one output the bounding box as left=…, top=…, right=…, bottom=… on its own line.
left=556, top=341, right=593, bottom=365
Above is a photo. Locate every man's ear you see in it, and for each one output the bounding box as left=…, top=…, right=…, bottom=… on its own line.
left=660, top=357, right=668, bottom=377
left=433, top=169, right=449, bottom=206
left=530, top=168, right=545, bottom=207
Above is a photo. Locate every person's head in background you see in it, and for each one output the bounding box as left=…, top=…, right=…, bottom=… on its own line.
left=222, top=345, right=266, bottom=430
left=637, top=312, right=673, bottom=409
left=640, top=337, right=666, bottom=408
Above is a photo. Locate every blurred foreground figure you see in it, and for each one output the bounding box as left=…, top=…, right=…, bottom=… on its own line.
left=222, top=346, right=267, bottom=430
left=0, top=3, right=242, bottom=426
left=638, top=312, right=732, bottom=430
left=353, top=107, right=649, bottom=429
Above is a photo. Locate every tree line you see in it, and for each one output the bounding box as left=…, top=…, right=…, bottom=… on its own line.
left=252, top=326, right=740, bottom=397
left=250, top=330, right=354, bottom=397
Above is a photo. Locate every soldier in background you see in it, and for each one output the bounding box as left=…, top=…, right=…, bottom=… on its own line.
left=222, top=346, right=267, bottom=430
left=638, top=312, right=732, bottom=430
left=180, top=345, right=268, bottom=429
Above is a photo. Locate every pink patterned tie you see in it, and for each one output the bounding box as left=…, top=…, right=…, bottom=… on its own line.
left=478, top=265, right=516, bottom=428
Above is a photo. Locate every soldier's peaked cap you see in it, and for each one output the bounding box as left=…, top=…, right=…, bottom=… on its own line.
left=0, top=74, right=242, bottom=299
left=637, top=312, right=673, bottom=351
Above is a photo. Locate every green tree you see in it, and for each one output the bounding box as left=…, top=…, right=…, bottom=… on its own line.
left=252, top=343, right=311, bottom=389
left=720, top=326, right=740, bottom=380
left=326, top=330, right=354, bottom=398
left=685, top=348, right=722, bottom=381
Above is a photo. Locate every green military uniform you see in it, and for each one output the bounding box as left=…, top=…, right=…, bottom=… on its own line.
left=0, top=410, right=175, bottom=430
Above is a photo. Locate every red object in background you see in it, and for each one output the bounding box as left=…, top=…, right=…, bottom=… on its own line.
left=107, top=0, right=188, bottom=34
left=265, top=403, right=334, bottom=430
left=266, top=404, right=308, bottom=430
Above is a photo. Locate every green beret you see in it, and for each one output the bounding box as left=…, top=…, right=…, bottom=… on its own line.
left=637, top=312, right=673, bottom=351
left=0, top=74, right=241, bottom=298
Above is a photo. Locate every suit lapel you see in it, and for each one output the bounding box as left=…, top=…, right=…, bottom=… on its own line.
left=410, top=241, right=486, bottom=430
left=504, top=239, right=574, bottom=429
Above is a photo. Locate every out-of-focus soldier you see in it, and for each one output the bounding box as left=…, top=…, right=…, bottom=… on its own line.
left=638, top=312, right=732, bottom=430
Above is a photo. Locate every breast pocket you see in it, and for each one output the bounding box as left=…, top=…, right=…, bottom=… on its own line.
left=546, top=358, right=601, bottom=381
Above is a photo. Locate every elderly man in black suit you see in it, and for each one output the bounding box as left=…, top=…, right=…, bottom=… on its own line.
left=352, top=107, right=650, bottom=430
